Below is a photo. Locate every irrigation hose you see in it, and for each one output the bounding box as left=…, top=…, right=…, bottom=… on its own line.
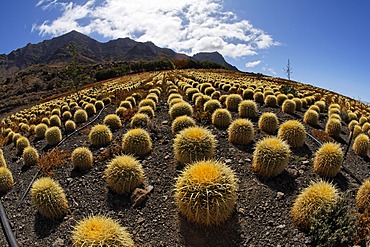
left=0, top=199, right=19, bottom=247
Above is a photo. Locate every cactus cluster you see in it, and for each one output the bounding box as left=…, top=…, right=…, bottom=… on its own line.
left=89, top=124, right=112, bottom=147
left=313, top=142, right=343, bottom=177
left=228, top=119, right=254, bottom=145
left=122, top=128, right=152, bottom=156
left=105, top=155, right=144, bottom=194
left=72, top=147, right=94, bottom=170
left=174, top=160, right=238, bottom=225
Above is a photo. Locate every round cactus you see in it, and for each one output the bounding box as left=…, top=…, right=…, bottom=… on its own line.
left=84, top=103, right=96, bottom=117
left=168, top=93, right=182, bottom=104
left=195, top=95, right=211, bottom=109
left=130, top=113, right=150, bottom=129
left=62, top=111, right=72, bottom=121
left=174, top=127, right=216, bottom=165
left=226, top=94, right=243, bottom=112
left=258, top=112, right=279, bottom=134
left=228, top=118, right=254, bottom=145
left=31, top=177, right=69, bottom=219
left=41, top=117, right=50, bottom=126
left=356, top=179, right=370, bottom=212
left=0, top=167, right=14, bottom=192
left=292, top=98, right=302, bottom=111
left=23, top=146, right=39, bottom=167
left=203, top=99, right=221, bottom=114
left=171, top=116, right=196, bottom=134
left=282, top=99, right=296, bottom=114
left=313, top=142, right=343, bottom=177
left=315, top=101, right=326, bottom=113
left=242, top=89, right=254, bottom=99
left=174, top=160, right=238, bottom=225
left=12, top=133, right=22, bottom=146
left=74, top=109, right=88, bottom=124
left=276, top=94, right=288, bottom=106
left=119, top=101, right=131, bottom=109
left=278, top=120, right=306, bottom=148
left=253, top=92, right=264, bottom=104
left=362, top=122, right=370, bottom=133
left=325, top=118, right=342, bottom=138
left=89, top=124, right=112, bottom=147
left=105, top=155, right=144, bottom=194
left=238, top=100, right=258, bottom=118
left=139, top=98, right=156, bottom=111
left=122, top=128, right=152, bottom=156
left=125, top=96, right=136, bottom=107
left=115, top=107, right=127, bottom=117
left=72, top=147, right=93, bottom=170
left=138, top=106, right=155, bottom=118
left=45, top=126, right=62, bottom=146
left=169, top=102, right=193, bottom=120
left=303, top=109, right=319, bottom=126
left=103, top=114, right=122, bottom=130
left=212, top=108, right=232, bottom=128
left=352, top=133, right=369, bottom=157
left=309, top=105, right=321, bottom=113
left=71, top=215, right=135, bottom=247
left=168, top=98, right=183, bottom=108
left=211, top=91, right=221, bottom=100
left=0, top=149, right=6, bottom=167
left=291, top=180, right=339, bottom=231
left=49, top=115, right=62, bottom=127
left=186, top=88, right=199, bottom=101
left=16, top=136, right=30, bottom=156
left=252, top=137, right=290, bottom=178
left=65, top=120, right=76, bottom=132
left=264, top=95, right=277, bottom=107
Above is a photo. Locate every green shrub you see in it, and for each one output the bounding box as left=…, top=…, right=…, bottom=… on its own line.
left=45, top=126, right=62, bottom=146
left=122, top=128, right=152, bottom=156
left=89, top=124, right=112, bottom=147
left=105, top=155, right=144, bottom=194
left=258, top=112, right=279, bottom=134
left=171, top=116, right=196, bottom=134
left=228, top=118, right=254, bottom=145
left=72, top=147, right=93, bottom=170
left=174, top=160, right=238, bottom=225
left=278, top=120, right=306, bottom=148
left=238, top=100, right=258, bottom=118
left=212, top=109, right=232, bottom=128
left=313, top=142, right=343, bottom=177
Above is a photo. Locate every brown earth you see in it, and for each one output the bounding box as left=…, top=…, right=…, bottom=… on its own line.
left=0, top=70, right=369, bottom=246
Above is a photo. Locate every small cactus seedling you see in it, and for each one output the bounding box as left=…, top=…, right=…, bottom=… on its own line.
left=313, top=142, right=343, bottom=177
left=228, top=118, right=254, bottom=145
left=356, top=179, right=370, bottom=212
left=238, top=100, right=258, bottom=118
left=252, top=137, right=290, bottom=178
left=0, top=167, right=14, bottom=192
left=352, top=133, right=369, bottom=157
left=45, top=126, right=62, bottom=146
left=174, top=160, right=238, bottom=225
left=71, top=215, right=135, bottom=247
left=72, top=147, right=93, bottom=170
left=258, top=112, right=279, bottom=134
left=174, top=127, right=216, bottom=165
left=31, top=177, right=69, bottom=219
left=278, top=120, right=306, bottom=148
left=105, top=155, right=144, bottom=194
left=291, top=180, right=339, bottom=231
left=23, top=146, right=39, bottom=167
left=212, top=108, right=232, bottom=128
left=122, top=128, right=152, bottom=156
left=103, top=114, right=122, bottom=130
left=89, top=124, right=112, bottom=147
left=171, top=116, right=196, bottom=134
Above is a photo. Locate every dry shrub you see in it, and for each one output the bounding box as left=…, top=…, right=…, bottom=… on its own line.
left=311, top=129, right=334, bottom=143
left=38, top=148, right=70, bottom=176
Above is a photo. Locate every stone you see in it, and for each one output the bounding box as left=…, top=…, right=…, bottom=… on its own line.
left=276, top=192, right=285, bottom=199
left=162, top=120, right=168, bottom=125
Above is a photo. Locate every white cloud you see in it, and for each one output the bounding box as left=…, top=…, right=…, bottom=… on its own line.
left=246, top=60, right=261, bottom=68
left=33, top=0, right=279, bottom=58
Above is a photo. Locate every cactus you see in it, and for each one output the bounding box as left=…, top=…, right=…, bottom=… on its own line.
left=195, top=95, right=210, bottom=109
left=0, top=167, right=14, bottom=192
left=315, top=101, right=326, bottom=113
left=252, top=137, right=290, bottom=178
left=276, top=94, right=288, bottom=106
left=325, top=118, right=342, bottom=138
left=174, top=127, right=216, bottom=165
left=303, top=109, right=319, bottom=126
left=282, top=99, right=296, bottom=114
left=169, top=102, right=193, bottom=120
left=23, top=146, right=39, bottom=167
left=356, top=179, right=370, bottom=212
left=0, top=149, right=6, bottom=167
left=115, top=107, right=127, bottom=117
left=292, top=98, right=302, bottom=111
left=359, top=116, right=368, bottom=126
left=41, top=117, right=50, bottom=126
left=204, top=87, right=216, bottom=96
left=130, top=113, right=150, bottom=129
left=16, top=136, right=30, bottom=156
left=242, top=89, right=254, bottom=99
left=253, top=92, right=264, bottom=104
left=168, top=93, right=182, bottom=104
left=212, top=108, right=232, bottom=128
left=258, top=112, right=279, bottom=134
left=89, top=124, right=112, bottom=147
left=309, top=105, right=321, bottom=114
left=174, top=160, right=238, bottom=225
left=139, top=98, right=156, bottom=111
left=203, top=99, right=221, bottom=114
left=264, top=95, right=277, bottom=107
left=122, top=128, right=152, bottom=156
left=84, top=103, right=96, bottom=117
left=362, top=122, right=370, bottom=133
left=31, top=177, right=69, bottom=219
left=225, top=94, right=243, bottom=112
left=211, top=91, right=221, bottom=100
left=352, top=133, right=369, bottom=157
left=95, top=100, right=105, bottom=110
left=228, top=118, right=254, bottom=145
left=62, top=111, right=72, bottom=121
left=49, top=115, right=62, bottom=127
left=352, top=125, right=362, bottom=139
left=65, top=120, right=76, bottom=132
left=74, top=109, right=88, bottom=124
left=278, top=120, right=306, bottom=148
left=119, top=101, right=132, bottom=109
left=171, top=116, right=196, bottom=134
left=45, top=126, right=62, bottom=146
left=51, top=108, right=61, bottom=116
left=12, top=133, right=22, bottom=145
left=313, top=142, right=343, bottom=177
left=125, top=96, right=136, bottom=107
left=103, top=114, right=122, bottom=130
left=105, top=155, right=144, bottom=194
left=186, top=88, right=199, bottom=101
left=138, top=106, right=155, bottom=119
left=168, top=98, right=183, bottom=108
left=72, top=215, right=135, bottom=247
left=72, top=147, right=93, bottom=170
left=238, top=100, right=258, bottom=118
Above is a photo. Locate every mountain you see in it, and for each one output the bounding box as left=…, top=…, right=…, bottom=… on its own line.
left=0, top=30, right=237, bottom=78
left=192, top=51, right=238, bottom=71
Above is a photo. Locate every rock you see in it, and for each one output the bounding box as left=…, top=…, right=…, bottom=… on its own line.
left=287, top=168, right=299, bottom=178
left=225, top=158, right=232, bottom=164
left=276, top=224, right=285, bottom=229
left=298, top=169, right=304, bottom=175
left=137, top=217, right=145, bottom=224
left=131, top=185, right=154, bottom=208
left=302, top=160, right=310, bottom=165
left=276, top=192, right=284, bottom=199
left=162, top=120, right=168, bottom=125
left=245, top=158, right=252, bottom=162
left=52, top=238, right=64, bottom=247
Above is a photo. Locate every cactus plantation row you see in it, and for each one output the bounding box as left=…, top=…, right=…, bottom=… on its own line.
left=0, top=69, right=370, bottom=246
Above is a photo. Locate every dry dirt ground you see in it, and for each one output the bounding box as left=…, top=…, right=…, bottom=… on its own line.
left=0, top=75, right=369, bottom=246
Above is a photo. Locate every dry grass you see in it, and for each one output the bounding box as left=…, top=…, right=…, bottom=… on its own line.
left=38, top=148, right=70, bottom=176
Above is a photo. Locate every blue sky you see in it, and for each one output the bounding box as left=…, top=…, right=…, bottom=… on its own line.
left=1, top=0, right=370, bottom=102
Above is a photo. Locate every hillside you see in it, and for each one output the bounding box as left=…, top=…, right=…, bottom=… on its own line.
left=0, top=69, right=369, bottom=246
